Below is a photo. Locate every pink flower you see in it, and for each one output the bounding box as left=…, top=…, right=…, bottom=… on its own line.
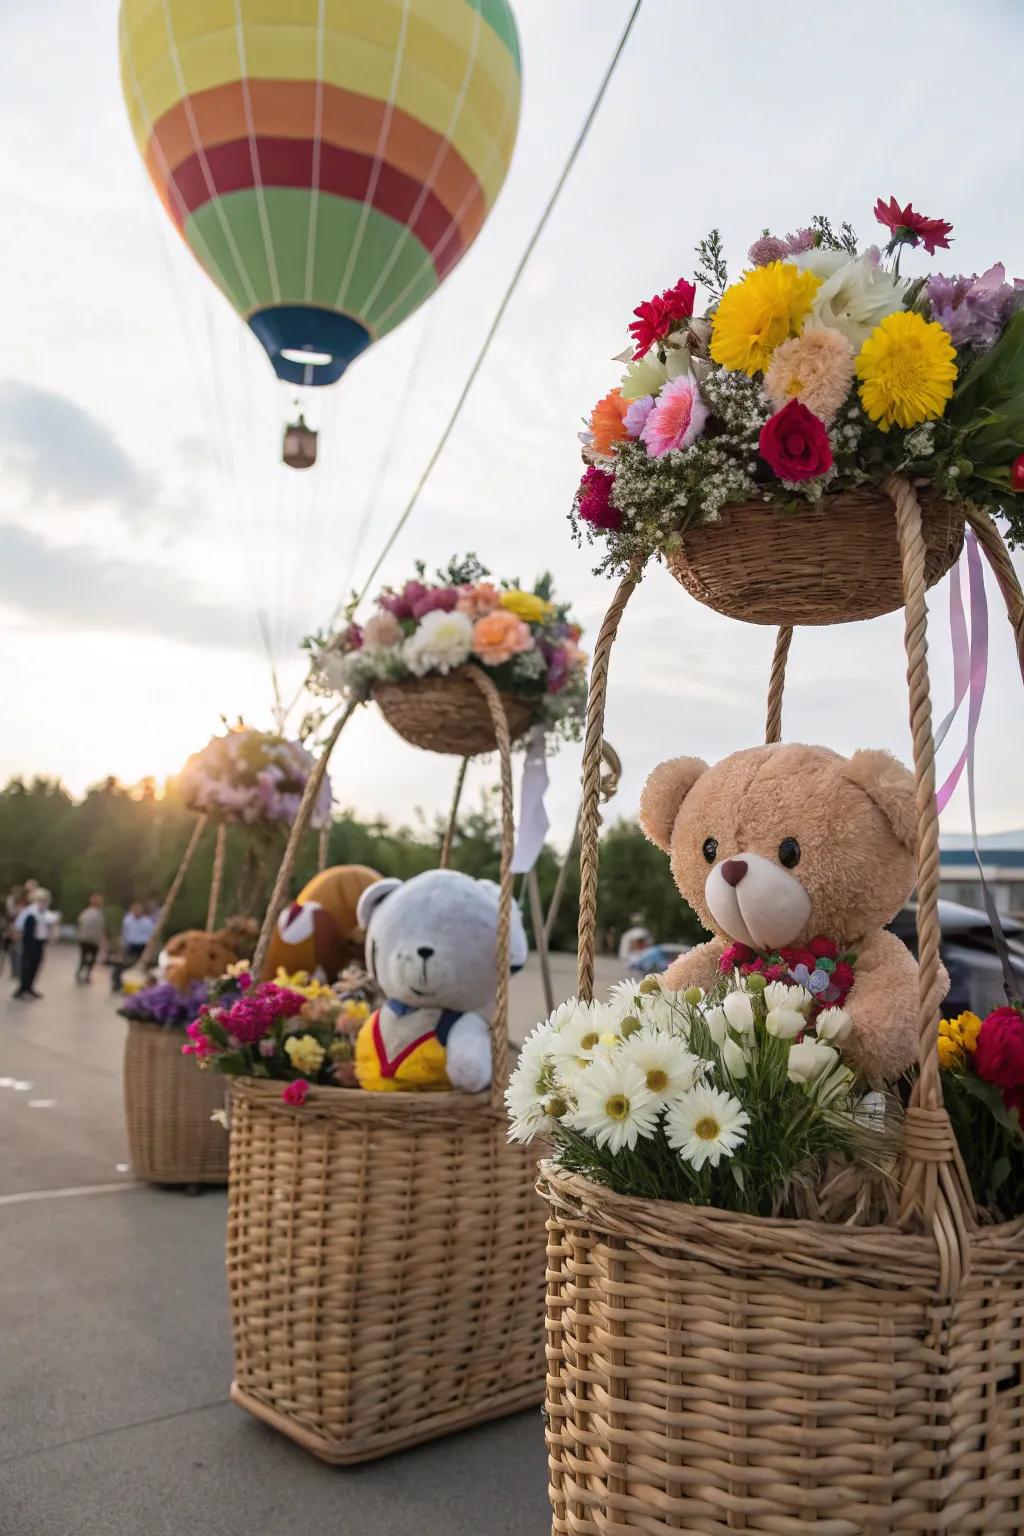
left=410, top=587, right=458, bottom=621
left=749, top=235, right=787, bottom=267
left=575, top=466, right=620, bottom=531
left=379, top=580, right=426, bottom=620
left=622, top=395, right=654, bottom=438
left=640, top=376, right=709, bottom=458
left=784, top=228, right=816, bottom=255
left=456, top=581, right=502, bottom=619
left=282, top=1079, right=310, bottom=1106
left=471, top=610, right=534, bottom=666
left=363, top=610, right=403, bottom=648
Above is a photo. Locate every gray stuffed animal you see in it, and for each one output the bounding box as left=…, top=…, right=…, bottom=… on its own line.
left=355, top=868, right=528, bottom=1093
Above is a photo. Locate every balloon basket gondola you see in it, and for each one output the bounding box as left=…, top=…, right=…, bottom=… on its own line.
left=372, top=669, right=536, bottom=756
left=123, top=1021, right=229, bottom=1185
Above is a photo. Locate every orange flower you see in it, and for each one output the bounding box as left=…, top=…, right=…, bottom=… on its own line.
left=589, top=388, right=631, bottom=457
left=472, top=610, right=534, bottom=667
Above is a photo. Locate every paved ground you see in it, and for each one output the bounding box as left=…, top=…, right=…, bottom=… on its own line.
left=0, top=943, right=625, bottom=1536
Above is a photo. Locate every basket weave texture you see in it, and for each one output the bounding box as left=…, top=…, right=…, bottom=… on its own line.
left=373, top=670, right=535, bottom=755
left=542, top=1163, right=1024, bottom=1534
left=227, top=1078, right=547, bottom=1463
left=123, top=1020, right=229, bottom=1184
left=668, top=486, right=965, bottom=625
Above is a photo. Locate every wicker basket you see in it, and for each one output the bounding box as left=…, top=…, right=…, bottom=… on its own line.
left=373, top=669, right=535, bottom=755
left=229, top=665, right=547, bottom=1463
left=545, top=478, right=1024, bottom=1530
left=123, top=1020, right=229, bottom=1184
left=668, top=485, right=965, bottom=625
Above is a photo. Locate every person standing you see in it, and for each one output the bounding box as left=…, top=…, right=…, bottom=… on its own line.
left=75, top=894, right=107, bottom=983
left=13, top=888, right=53, bottom=1000
left=121, top=901, right=156, bottom=966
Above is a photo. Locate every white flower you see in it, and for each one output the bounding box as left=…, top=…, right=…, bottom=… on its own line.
left=763, top=981, right=812, bottom=1015
left=549, top=1001, right=611, bottom=1076
left=210, top=1108, right=229, bottom=1130
left=721, top=1036, right=748, bottom=1080
left=314, top=644, right=351, bottom=692
left=619, top=350, right=668, bottom=401
left=505, top=1066, right=567, bottom=1144
left=515, top=1019, right=556, bottom=1092
left=723, top=990, right=755, bottom=1035
left=766, top=1006, right=806, bottom=1040
left=665, top=1086, right=750, bottom=1170
left=787, top=1039, right=839, bottom=1084
left=705, top=1005, right=729, bottom=1046
left=571, top=1056, right=660, bottom=1155
left=796, top=247, right=908, bottom=349
left=402, top=608, right=473, bottom=677
left=815, top=1006, right=852, bottom=1044
left=609, top=976, right=642, bottom=1009
left=635, top=987, right=683, bottom=1035
left=620, top=1026, right=701, bottom=1102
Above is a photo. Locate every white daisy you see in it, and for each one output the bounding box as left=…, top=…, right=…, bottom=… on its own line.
left=722, top=990, right=755, bottom=1035
left=665, top=1087, right=750, bottom=1170
left=620, top=1026, right=701, bottom=1102
left=609, top=976, right=642, bottom=1009
left=505, top=1068, right=568, bottom=1144
left=763, top=980, right=812, bottom=1014
left=571, top=1056, right=660, bottom=1154
left=549, top=1001, right=611, bottom=1076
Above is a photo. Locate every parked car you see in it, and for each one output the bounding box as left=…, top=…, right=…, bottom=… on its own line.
left=889, top=898, right=1024, bottom=1019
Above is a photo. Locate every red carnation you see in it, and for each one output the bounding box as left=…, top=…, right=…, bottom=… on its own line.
left=759, top=399, right=833, bottom=483
left=628, top=278, right=696, bottom=359
left=973, top=1006, right=1024, bottom=1093
left=282, top=1079, right=310, bottom=1106
left=576, top=465, right=621, bottom=531
left=874, top=196, right=953, bottom=257
left=719, top=942, right=755, bottom=973
left=808, top=936, right=839, bottom=960
left=1011, top=454, right=1024, bottom=493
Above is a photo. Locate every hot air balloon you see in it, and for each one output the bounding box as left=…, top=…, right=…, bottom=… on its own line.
left=118, top=0, right=522, bottom=389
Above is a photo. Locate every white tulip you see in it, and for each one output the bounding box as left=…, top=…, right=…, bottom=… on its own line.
left=766, top=1006, right=806, bottom=1039
left=723, top=991, right=755, bottom=1035
left=721, top=1036, right=748, bottom=1080
left=787, top=1039, right=839, bottom=1084
left=815, top=1006, right=852, bottom=1043
left=705, top=1006, right=728, bottom=1045
left=763, top=980, right=812, bottom=1015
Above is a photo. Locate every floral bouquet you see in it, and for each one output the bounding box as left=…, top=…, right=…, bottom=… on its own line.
left=308, top=555, right=587, bottom=747
left=938, top=1003, right=1024, bottom=1218
left=574, top=199, right=1024, bottom=583
left=119, top=979, right=208, bottom=1028
left=178, top=725, right=332, bottom=831
left=507, top=970, right=897, bottom=1217
left=183, top=963, right=376, bottom=1102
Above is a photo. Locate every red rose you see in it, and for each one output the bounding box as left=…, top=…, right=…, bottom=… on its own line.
left=1011, top=454, right=1024, bottom=493
left=808, top=936, right=839, bottom=960
left=282, top=1079, right=310, bottom=1106
left=974, top=1006, right=1024, bottom=1091
left=832, top=962, right=855, bottom=993
left=759, top=399, right=833, bottom=482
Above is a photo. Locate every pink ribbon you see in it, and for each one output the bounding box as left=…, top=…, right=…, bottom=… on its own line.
left=935, top=531, right=987, bottom=815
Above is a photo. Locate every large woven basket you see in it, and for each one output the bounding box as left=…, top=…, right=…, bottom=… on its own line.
left=545, top=477, right=1024, bottom=1530
left=123, top=1020, right=229, bottom=1184
left=231, top=665, right=547, bottom=1463
left=373, top=668, right=535, bottom=754
left=668, top=484, right=965, bottom=625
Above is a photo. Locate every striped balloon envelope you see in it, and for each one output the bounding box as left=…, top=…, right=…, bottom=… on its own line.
left=119, top=0, right=522, bottom=386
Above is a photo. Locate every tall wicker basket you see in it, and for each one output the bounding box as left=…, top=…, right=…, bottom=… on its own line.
left=123, top=1020, right=229, bottom=1184
left=540, top=477, right=1024, bottom=1532
left=227, top=667, right=548, bottom=1463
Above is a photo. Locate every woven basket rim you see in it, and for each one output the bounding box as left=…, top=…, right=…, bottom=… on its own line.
left=124, top=1017, right=188, bottom=1038
left=230, top=1074, right=503, bottom=1121
left=539, top=1159, right=1024, bottom=1257
left=371, top=673, right=540, bottom=719
left=681, top=481, right=965, bottom=523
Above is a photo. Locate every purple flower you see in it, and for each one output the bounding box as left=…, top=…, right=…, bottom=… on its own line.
left=379, top=580, right=427, bottom=620
left=622, top=395, right=655, bottom=439
left=545, top=644, right=570, bottom=694
left=783, top=227, right=816, bottom=255
left=748, top=235, right=787, bottom=267
left=120, top=979, right=209, bottom=1028
left=926, top=263, right=1023, bottom=349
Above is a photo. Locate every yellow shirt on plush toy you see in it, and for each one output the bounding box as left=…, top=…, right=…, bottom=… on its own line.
left=355, top=1009, right=452, bottom=1092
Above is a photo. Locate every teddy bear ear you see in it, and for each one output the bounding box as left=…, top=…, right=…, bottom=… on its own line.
left=356, top=878, right=402, bottom=928
left=843, top=749, right=918, bottom=852
left=638, top=757, right=709, bottom=852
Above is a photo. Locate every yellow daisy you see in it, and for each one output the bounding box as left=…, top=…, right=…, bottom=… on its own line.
left=710, top=261, right=822, bottom=376
left=856, top=310, right=957, bottom=431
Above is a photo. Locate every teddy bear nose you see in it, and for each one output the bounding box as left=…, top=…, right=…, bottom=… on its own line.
left=721, top=859, right=748, bottom=887
left=417, top=946, right=434, bottom=960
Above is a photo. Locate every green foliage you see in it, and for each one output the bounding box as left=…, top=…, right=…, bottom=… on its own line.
left=943, top=1067, right=1024, bottom=1217
left=0, top=778, right=704, bottom=955
left=693, top=228, right=728, bottom=298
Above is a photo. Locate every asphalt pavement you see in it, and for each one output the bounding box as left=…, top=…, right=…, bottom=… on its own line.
left=0, top=943, right=624, bottom=1536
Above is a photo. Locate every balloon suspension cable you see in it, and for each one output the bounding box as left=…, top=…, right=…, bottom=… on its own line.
left=346, top=0, right=646, bottom=617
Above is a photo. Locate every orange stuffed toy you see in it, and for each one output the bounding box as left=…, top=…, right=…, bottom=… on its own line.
left=159, top=928, right=242, bottom=991
left=261, top=864, right=381, bottom=983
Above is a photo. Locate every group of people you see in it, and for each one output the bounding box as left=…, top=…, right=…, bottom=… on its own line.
left=2, top=884, right=160, bottom=998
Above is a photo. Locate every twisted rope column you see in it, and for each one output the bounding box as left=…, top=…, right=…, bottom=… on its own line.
left=577, top=566, right=643, bottom=1001
left=206, top=821, right=226, bottom=931
left=317, top=825, right=329, bottom=874
left=439, top=756, right=470, bottom=870
left=764, top=626, right=792, bottom=744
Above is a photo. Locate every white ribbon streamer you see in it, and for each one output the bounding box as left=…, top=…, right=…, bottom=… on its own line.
left=511, top=726, right=550, bottom=875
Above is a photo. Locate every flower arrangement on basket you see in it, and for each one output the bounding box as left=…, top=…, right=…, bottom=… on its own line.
left=183, top=963, right=375, bottom=1100
left=308, top=555, right=587, bottom=747
left=119, top=979, right=208, bottom=1028
left=938, top=1002, right=1024, bottom=1217
left=508, top=969, right=896, bottom=1215
left=178, top=725, right=332, bottom=830
left=573, top=198, right=1024, bottom=601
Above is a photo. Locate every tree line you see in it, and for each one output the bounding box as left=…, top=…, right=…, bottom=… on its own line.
left=0, top=775, right=705, bottom=953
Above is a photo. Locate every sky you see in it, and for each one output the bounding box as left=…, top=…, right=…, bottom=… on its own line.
left=1, top=0, right=1024, bottom=850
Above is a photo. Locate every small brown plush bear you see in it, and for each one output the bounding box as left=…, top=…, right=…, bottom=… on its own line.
left=639, top=742, right=946, bottom=1085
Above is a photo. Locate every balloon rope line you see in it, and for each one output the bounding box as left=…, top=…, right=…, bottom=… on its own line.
left=348, top=0, right=646, bottom=614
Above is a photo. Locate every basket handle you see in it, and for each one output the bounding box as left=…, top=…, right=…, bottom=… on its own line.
left=207, top=821, right=227, bottom=931
left=577, top=566, right=644, bottom=1001
left=461, top=666, right=515, bottom=1112
left=137, top=811, right=209, bottom=970
left=765, top=626, right=793, bottom=744
left=439, top=756, right=470, bottom=870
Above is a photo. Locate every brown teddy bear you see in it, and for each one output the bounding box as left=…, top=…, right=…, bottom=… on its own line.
left=160, top=928, right=241, bottom=990
left=639, top=742, right=946, bottom=1085
left=260, top=864, right=382, bottom=983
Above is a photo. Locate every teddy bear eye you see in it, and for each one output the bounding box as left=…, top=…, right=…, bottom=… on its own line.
left=702, top=837, right=718, bottom=864
left=778, top=837, right=801, bottom=869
